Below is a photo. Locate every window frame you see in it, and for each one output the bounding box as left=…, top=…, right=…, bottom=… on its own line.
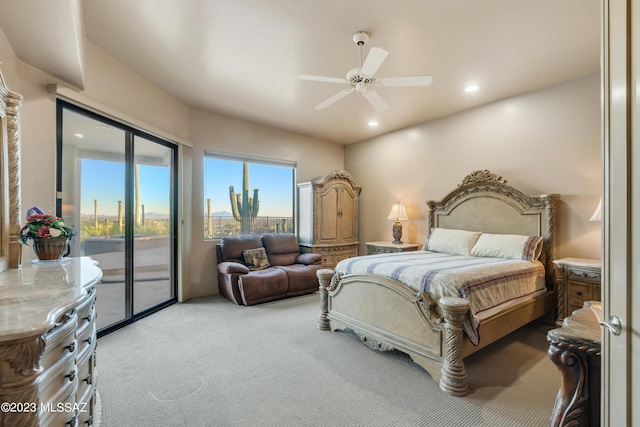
left=204, top=151, right=296, bottom=240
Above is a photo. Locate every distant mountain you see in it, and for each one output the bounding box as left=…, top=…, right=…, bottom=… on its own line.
left=211, top=210, right=232, bottom=217
left=144, top=212, right=170, bottom=218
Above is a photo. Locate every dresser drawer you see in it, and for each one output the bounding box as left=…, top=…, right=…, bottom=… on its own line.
left=42, top=313, right=78, bottom=371
left=41, top=391, right=78, bottom=427
left=76, top=287, right=96, bottom=328
left=76, top=323, right=96, bottom=360
left=76, top=350, right=95, bottom=402
left=39, top=352, right=77, bottom=407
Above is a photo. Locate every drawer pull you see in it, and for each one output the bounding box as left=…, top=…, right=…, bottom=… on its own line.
left=65, top=341, right=76, bottom=353
left=65, top=369, right=76, bottom=382
left=85, top=415, right=93, bottom=426
left=83, top=374, right=92, bottom=385
left=83, top=313, right=94, bottom=323
left=84, top=336, right=93, bottom=345
left=66, top=414, right=77, bottom=426
left=576, top=290, right=583, bottom=296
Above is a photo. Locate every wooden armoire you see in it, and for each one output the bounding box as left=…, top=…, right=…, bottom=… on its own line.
left=298, top=170, right=361, bottom=269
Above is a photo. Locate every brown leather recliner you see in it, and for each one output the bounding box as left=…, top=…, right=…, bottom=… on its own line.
left=216, top=233, right=323, bottom=306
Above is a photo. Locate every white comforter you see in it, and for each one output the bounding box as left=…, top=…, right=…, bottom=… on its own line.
left=335, top=251, right=546, bottom=344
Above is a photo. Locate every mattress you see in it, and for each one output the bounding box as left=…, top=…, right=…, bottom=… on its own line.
left=335, top=251, right=546, bottom=344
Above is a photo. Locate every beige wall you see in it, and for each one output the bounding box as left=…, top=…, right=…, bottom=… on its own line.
left=345, top=72, right=602, bottom=260
left=1, top=29, right=343, bottom=299
left=187, top=109, right=343, bottom=298
left=1, top=21, right=601, bottom=302
left=3, top=40, right=192, bottom=267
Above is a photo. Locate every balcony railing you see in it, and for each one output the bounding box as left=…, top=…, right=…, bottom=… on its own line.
left=205, top=216, right=293, bottom=239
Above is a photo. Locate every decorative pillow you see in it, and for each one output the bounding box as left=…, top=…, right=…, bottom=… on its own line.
left=470, top=233, right=544, bottom=262
left=242, top=247, right=271, bottom=270
left=424, top=228, right=482, bottom=256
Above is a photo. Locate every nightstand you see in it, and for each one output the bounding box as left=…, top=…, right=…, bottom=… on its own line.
left=554, top=257, right=601, bottom=324
left=366, top=241, right=421, bottom=255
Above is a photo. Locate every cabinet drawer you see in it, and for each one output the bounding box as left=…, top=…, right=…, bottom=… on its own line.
left=567, top=282, right=593, bottom=305
left=320, top=254, right=335, bottom=268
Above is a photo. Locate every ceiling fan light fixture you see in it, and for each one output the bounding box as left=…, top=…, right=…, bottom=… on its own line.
left=465, top=85, right=479, bottom=93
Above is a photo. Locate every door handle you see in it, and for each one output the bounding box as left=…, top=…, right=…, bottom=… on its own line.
left=599, top=315, right=622, bottom=336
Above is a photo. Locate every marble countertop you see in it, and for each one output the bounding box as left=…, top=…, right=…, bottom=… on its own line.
left=0, top=257, right=102, bottom=342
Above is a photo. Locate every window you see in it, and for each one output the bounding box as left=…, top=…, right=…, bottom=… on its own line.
left=204, top=153, right=295, bottom=239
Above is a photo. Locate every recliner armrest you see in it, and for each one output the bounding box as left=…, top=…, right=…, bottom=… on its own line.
left=218, top=261, right=250, bottom=274
left=296, top=253, right=322, bottom=265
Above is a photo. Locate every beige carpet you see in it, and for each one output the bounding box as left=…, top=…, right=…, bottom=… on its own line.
left=96, top=293, right=559, bottom=426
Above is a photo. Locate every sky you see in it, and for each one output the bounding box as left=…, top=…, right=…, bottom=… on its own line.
left=78, top=158, right=294, bottom=218
left=204, top=158, right=294, bottom=217
left=80, top=159, right=170, bottom=215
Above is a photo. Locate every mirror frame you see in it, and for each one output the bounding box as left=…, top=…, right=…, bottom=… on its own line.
left=0, top=65, right=23, bottom=271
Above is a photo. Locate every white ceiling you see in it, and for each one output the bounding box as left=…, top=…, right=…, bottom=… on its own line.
left=1, top=0, right=600, bottom=145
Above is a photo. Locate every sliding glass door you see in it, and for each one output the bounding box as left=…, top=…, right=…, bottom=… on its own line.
left=57, top=101, right=177, bottom=336
left=132, top=136, right=174, bottom=315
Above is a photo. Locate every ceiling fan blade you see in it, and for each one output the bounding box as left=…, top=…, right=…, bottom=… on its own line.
left=360, top=47, right=389, bottom=77
left=376, top=76, right=434, bottom=87
left=315, top=88, right=355, bottom=109
left=362, top=89, right=389, bottom=112
left=298, top=74, right=348, bottom=84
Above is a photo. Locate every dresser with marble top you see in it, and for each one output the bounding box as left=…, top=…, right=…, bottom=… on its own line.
left=0, top=257, right=102, bottom=427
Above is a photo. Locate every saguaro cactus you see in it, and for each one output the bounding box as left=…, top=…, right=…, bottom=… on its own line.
left=229, top=162, right=260, bottom=234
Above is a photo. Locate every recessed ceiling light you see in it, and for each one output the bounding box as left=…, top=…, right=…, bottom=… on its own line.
left=74, top=133, right=84, bottom=138
left=464, top=85, right=479, bottom=93
left=368, top=121, right=379, bottom=127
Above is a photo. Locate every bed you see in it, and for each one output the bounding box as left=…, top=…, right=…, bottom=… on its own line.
left=316, top=170, right=560, bottom=396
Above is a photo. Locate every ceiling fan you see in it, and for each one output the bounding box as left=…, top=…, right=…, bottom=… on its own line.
left=298, top=31, right=433, bottom=112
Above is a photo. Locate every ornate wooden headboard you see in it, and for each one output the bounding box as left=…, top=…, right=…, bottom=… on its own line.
left=426, top=170, right=560, bottom=294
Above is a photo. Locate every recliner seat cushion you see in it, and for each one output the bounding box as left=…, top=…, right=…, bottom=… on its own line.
left=275, top=264, right=323, bottom=293
left=238, top=268, right=288, bottom=305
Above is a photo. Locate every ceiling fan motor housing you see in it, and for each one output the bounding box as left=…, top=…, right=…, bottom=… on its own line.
left=353, top=31, right=369, bottom=46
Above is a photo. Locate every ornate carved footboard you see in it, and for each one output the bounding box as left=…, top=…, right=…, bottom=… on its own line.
left=317, top=269, right=471, bottom=395
left=316, top=170, right=560, bottom=396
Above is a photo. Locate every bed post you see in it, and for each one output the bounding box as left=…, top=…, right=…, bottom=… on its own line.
left=317, top=269, right=334, bottom=330
left=439, top=296, right=470, bottom=396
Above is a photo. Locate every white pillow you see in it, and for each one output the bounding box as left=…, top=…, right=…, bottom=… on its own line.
left=425, top=228, right=481, bottom=256
left=470, top=233, right=544, bottom=262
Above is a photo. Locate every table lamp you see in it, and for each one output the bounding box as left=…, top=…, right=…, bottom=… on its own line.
left=387, top=202, right=408, bottom=244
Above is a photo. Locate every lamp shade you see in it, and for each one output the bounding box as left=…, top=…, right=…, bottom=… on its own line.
left=589, top=198, right=603, bottom=221
left=387, top=203, right=408, bottom=221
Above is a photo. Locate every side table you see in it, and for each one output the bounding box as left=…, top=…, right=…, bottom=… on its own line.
left=366, top=241, right=420, bottom=255
left=553, top=257, right=601, bottom=325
